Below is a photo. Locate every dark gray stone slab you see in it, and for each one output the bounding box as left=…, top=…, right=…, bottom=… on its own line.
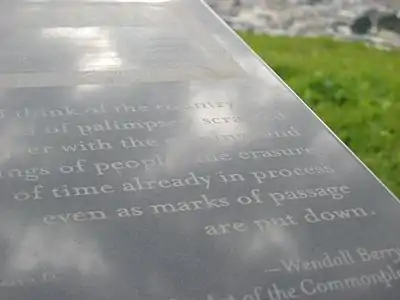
left=0, top=1, right=399, bottom=300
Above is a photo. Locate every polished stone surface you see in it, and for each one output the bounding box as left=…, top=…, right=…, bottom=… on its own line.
left=0, top=1, right=399, bottom=299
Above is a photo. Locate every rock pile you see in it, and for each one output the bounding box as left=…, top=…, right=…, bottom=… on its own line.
left=207, top=0, right=400, bottom=49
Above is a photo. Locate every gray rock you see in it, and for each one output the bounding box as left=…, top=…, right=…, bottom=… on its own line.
left=351, top=13, right=373, bottom=34
left=378, top=12, right=400, bottom=33
left=206, top=0, right=400, bottom=49
left=307, top=0, right=324, bottom=5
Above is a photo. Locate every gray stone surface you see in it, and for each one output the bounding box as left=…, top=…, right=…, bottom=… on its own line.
left=0, top=1, right=400, bottom=300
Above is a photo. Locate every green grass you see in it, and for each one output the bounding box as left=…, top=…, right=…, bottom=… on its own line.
left=240, top=32, right=400, bottom=197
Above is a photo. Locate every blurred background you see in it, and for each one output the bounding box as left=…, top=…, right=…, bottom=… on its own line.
left=207, top=0, right=400, bottom=197
left=207, top=0, right=400, bottom=48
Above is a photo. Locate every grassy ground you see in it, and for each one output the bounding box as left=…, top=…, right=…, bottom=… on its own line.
left=240, top=32, right=400, bottom=197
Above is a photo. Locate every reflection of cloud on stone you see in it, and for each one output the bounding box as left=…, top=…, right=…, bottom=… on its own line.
left=42, top=27, right=104, bottom=46
left=0, top=214, right=22, bottom=248
left=250, top=83, right=290, bottom=110
left=238, top=227, right=299, bottom=261
left=73, top=84, right=104, bottom=100
left=310, top=128, right=359, bottom=176
left=42, top=27, right=122, bottom=72
left=0, top=122, right=26, bottom=164
left=190, top=82, right=244, bottom=135
left=10, top=225, right=107, bottom=276
left=225, top=49, right=278, bottom=83
left=163, top=82, right=248, bottom=172
left=309, top=122, right=336, bottom=154
left=144, top=271, right=174, bottom=298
